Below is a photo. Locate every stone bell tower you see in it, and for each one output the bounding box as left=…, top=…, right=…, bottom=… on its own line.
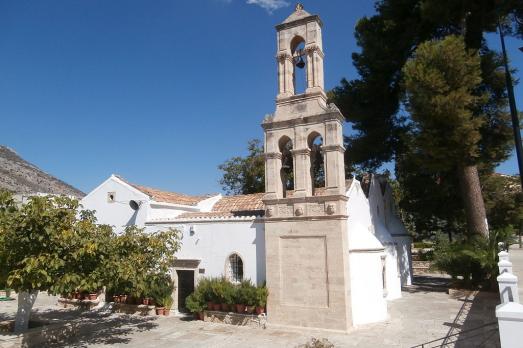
left=262, top=4, right=352, bottom=331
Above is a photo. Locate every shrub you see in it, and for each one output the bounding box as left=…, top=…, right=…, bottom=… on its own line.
left=149, top=274, right=174, bottom=307
left=186, top=292, right=205, bottom=313
left=413, top=241, right=433, bottom=249
left=255, top=286, right=268, bottom=307
left=431, top=228, right=514, bottom=289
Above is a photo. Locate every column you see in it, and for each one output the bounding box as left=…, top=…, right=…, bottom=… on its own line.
left=265, top=152, right=282, bottom=199
left=291, top=148, right=312, bottom=197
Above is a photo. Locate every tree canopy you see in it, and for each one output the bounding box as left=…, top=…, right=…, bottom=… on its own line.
left=0, top=191, right=181, bottom=332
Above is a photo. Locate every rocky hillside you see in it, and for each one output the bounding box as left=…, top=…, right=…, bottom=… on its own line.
left=0, top=145, right=84, bottom=198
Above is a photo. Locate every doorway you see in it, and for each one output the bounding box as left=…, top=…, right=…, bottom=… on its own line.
left=176, top=270, right=195, bottom=312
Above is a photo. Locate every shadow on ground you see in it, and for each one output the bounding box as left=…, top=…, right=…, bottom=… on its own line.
left=403, top=275, right=451, bottom=294
left=19, top=309, right=159, bottom=348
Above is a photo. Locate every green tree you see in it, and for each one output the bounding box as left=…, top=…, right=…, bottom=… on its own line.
left=0, top=192, right=113, bottom=332
left=330, top=0, right=516, bottom=241
left=104, top=225, right=181, bottom=299
left=330, top=0, right=519, bottom=173
left=403, top=35, right=492, bottom=237
left=218, top=139, right=265, bottom=195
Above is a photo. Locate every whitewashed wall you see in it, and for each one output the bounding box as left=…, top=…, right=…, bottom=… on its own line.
left=368, top=177, right=404, bottom=300
left=80, top=176, right=150, bottom=233
left=146, top=220, right=266, bottom=286
left=383, top=185, right=413, bottom=286
left=346, top=180, right=388, bottom=325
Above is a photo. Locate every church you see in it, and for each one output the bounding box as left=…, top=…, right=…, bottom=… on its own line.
left=81, top=4, right=412, bottom=332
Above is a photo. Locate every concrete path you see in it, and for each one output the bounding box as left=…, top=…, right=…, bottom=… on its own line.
left=0, top=279, right=501, bottom=348
left=508, top=245, right=523, bottom=300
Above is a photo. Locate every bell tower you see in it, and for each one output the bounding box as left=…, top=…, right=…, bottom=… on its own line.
left=262, top=4, right=352, bottom=332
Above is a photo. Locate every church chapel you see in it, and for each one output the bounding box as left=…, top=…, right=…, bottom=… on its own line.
left=80, top=4, right=412, bottom=332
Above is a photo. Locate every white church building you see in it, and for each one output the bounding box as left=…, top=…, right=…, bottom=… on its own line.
left=81, top=4, right=412, bottom=331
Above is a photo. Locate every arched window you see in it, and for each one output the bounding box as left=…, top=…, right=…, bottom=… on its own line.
left=279, top=136, right=294, bottom=197
left=308, top=132, right=325, bottom=194
left=227, top=253, right=244, bottom=283
left=291, top=36, right=307, bottom=95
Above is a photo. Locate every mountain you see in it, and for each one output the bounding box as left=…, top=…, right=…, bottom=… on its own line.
left=0, top=145, right=84, bottom=198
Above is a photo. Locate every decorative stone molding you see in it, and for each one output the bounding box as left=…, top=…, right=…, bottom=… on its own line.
left=295, top=207, right=304, bottom=216
left=276, top=52, right=292, bottom=63
left=326, top=204, right=336, bottom=215
left=264, top=152, right=282, bottom=160
left=261, top=111, right=344, bottom=130
left=290, top=148, right=311, bottom=156
left=305, top=44, right=324, bottom=58
left=266, top=207, right=274, bottom=217
left=321, top=144, right=346, bottom=153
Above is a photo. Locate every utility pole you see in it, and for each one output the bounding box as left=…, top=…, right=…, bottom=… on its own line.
left=498, top=21, right=523, bottom=248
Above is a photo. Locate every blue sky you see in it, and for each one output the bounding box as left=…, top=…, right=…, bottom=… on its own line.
left=1, top=0, right=522, bottom=195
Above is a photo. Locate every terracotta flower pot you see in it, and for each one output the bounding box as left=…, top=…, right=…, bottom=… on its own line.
left=156, top=307, right=165, bottom=315
left=119, top=295, right=128, bottom=303
left=113, top=295, right=120, bottom=303
left=88, top=293, right=98, bottom=301
left=220, top=303, right=230, bottom=312
left=207, top=301, right=214, bottom=310
left=245, top=305, right=255, bottom=314
left=198, top=312, right=204, bottom=320
left=142, top=298, right=150, bottom=306
left=164, top=308, right=171, bottom=316
left=74, top=292, right=81, bottom=300
left=212, top=303, right=221, bottom=311
left=235, top=304, right=246, bottom=314
left=255, top=306, right=265, bottom=315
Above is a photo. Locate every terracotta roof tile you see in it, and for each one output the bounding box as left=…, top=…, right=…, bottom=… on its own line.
left=176, top=193, right=265, bottom=219
left=116, top=176, right=211, bottom=206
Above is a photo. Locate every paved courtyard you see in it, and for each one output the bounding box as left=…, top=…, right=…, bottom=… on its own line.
left=3, top=248, right=522, bottom=347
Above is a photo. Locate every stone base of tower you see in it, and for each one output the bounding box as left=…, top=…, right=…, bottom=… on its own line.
left=265, top=217, right=352, bottom=332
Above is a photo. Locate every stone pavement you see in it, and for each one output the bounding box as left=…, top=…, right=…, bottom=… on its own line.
left=508, top=245, right=523, bottom=301
left=0, top=276, right=502, bottom=348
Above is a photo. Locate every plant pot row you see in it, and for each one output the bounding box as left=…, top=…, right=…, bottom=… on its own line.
left=154, top=307, right=171, bottom=316
left=206, top=302, right=265, bottom=315
left=112, top=295, right=154, bottom=306
left=66, top=292, right=99, bottom=301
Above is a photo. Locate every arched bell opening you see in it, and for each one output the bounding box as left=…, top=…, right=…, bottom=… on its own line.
left=308, top=132, right=325, bottom=195
left=279, top=135, right=294, bottom=198
left=290, top=36, right=307, bottom=95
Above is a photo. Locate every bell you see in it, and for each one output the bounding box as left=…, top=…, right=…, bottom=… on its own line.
left=296, top=56, right=305, bottom=69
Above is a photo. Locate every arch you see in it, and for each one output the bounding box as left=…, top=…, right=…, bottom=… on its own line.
left=290, top=35, right=307, bottom=95
left=225, top=252, right=244, bottom=283
left=290, top=35, right=305, bottom=53
left=279, top=135, right=294, bottom=197
left=308, top=131, right=325, bottom=193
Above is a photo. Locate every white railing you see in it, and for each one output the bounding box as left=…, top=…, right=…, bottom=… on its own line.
left=496, top=250, right=523, bottom=348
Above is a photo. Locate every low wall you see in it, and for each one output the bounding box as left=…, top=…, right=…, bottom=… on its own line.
left=203, top=311, right=266, bottom=328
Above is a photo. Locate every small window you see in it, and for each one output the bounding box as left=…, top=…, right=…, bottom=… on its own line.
left=227, top=254, right=244, bottom=283
left=107, top=192, right=116, bottom=203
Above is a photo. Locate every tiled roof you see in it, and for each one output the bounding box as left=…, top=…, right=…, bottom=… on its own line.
left=176, top=193, right=265, bottom=219
left=116, top=176, right=211, bottom=206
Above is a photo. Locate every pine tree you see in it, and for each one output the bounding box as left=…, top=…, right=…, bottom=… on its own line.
left=403, top=35, right=491, bottom=237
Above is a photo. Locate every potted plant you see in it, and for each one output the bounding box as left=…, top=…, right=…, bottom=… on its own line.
left=196, top=277, right=214, bottom=311
left=186, top=292, right=205, bottom=320
left=163, top=295, right=173, bottom=316
left=221, top=280, right=235, bottom=312
left=211, top=278, right=225, bottom=311
left=244, top=285, right=257, bottom=314
left=255, top=286, right=268, bottom=314
left=235, top=284, right=247, bottom=314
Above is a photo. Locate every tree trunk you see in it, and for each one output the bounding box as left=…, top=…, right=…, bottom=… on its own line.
left=14, top=290, right=38, bottom=333
left=457, top=164, right=489, bottom=238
